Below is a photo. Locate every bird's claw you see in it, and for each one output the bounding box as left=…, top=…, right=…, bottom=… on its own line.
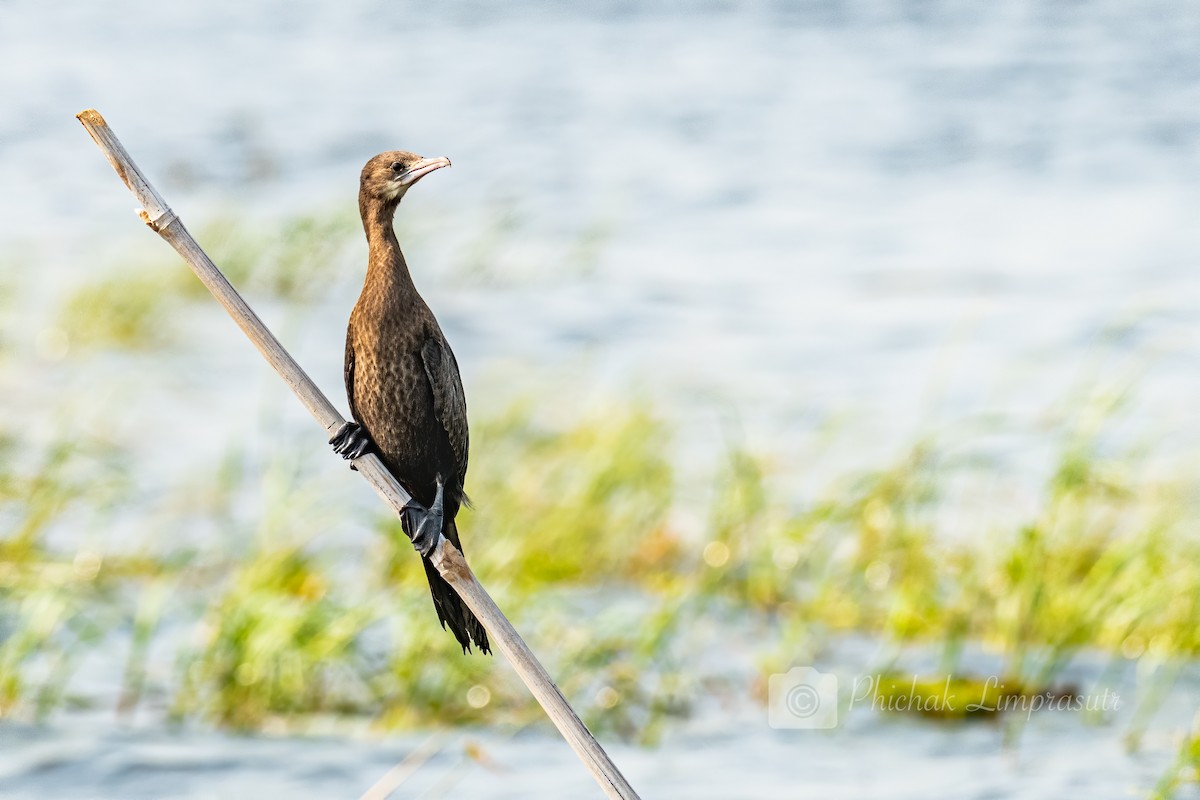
left=330, top=422, right=374, bottom=463
left=403, top=477, right=445, bottom=557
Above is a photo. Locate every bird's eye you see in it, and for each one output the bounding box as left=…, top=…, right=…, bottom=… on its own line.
left=391, top=161, right=405, bottom=172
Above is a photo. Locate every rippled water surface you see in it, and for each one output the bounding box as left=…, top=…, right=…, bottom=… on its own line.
left=4, top=1, right=1200, bottom=797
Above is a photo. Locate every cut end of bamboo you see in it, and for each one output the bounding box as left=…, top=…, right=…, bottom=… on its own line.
left=77, top=108, right=106, bottom=126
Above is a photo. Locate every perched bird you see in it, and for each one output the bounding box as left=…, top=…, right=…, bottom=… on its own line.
left=330, top=151, right=489, bottom=654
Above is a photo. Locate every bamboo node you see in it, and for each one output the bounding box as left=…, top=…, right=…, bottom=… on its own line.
left=137, top=207, right=179, bottom=232
left=431, top=540, right=473, bottom=583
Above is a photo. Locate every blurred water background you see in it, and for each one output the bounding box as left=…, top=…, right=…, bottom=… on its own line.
left=2, top=1, right=1200, bottom=798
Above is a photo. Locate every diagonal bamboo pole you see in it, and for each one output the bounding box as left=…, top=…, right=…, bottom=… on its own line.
left=76, top=109, right=641, bottom=800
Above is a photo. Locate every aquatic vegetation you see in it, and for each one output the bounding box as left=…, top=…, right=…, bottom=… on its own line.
left=174, top=543, right=375, bottom=729
left=0, top=435, right=129, bottom=719
left=187, top=210, right=360, bottom=302
left=58, top=268, right=180, bottom=350
left=867, top=674, right=1027, bottom=720
left=461, top=403, right=677, bottom=589
left=1, top=392, right=1199, bottom=743
left=57, top=209, right=361, bottom=351
left=1154, top=726, right=1200, bottom=800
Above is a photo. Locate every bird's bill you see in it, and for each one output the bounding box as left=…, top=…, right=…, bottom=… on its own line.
left=398, top=156, right=452, bottom=186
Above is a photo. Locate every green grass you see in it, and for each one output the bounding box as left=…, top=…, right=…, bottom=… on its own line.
left=57, top=209, right=361, bottom=350
left=173, top=543, right=374, bottom=728
left=2, top=393, right=1197, bottom=749
left=58, top=269, right=179, bottom=350
left=185, top=211, right=360, bottom=302
left=1154, top=727, right=1200, bottom=800
left=0, top=435, right=128, bottom=719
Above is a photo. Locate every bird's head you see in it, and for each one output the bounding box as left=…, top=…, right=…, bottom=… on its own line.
left=360, top=150, right=451, bottom=204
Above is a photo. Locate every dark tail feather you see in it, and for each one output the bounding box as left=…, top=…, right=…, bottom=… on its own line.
left=415, top=518, right=490, bottom=654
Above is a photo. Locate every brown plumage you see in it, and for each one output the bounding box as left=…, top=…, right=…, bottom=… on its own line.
left=342, top=150, right=489, bottom=654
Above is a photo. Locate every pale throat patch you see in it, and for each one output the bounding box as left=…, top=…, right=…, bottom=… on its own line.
left=382, top=180, right=410, bottom=202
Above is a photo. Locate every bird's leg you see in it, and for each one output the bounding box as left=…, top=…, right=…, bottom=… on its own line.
left=329, top=421, right=374, bottom=462
left=403, top=476, right=445, bottom=557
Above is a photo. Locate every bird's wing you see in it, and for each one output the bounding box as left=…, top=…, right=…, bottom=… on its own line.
left=344, top=332, right=361, bottom=423
left=421, top=337, right=469, bottom=478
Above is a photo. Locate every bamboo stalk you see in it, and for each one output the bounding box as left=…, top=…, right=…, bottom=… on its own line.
left=76, top=108, right=641, bottom=800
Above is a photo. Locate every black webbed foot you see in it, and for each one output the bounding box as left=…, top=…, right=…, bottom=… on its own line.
left=329, top=422, right=374, bottom=463
left=403, top=476, right=445, bottom=557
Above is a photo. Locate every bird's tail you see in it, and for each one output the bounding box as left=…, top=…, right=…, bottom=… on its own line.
left=416, top=518, right=490, bottom=654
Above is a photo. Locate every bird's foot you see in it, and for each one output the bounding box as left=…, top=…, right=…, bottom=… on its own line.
left=329, top=422, right=374, bottom=463
left=403, top=477, right=445, bottom=557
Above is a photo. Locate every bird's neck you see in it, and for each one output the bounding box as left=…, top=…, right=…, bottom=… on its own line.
left=359, top=196, right=418, bottom=296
